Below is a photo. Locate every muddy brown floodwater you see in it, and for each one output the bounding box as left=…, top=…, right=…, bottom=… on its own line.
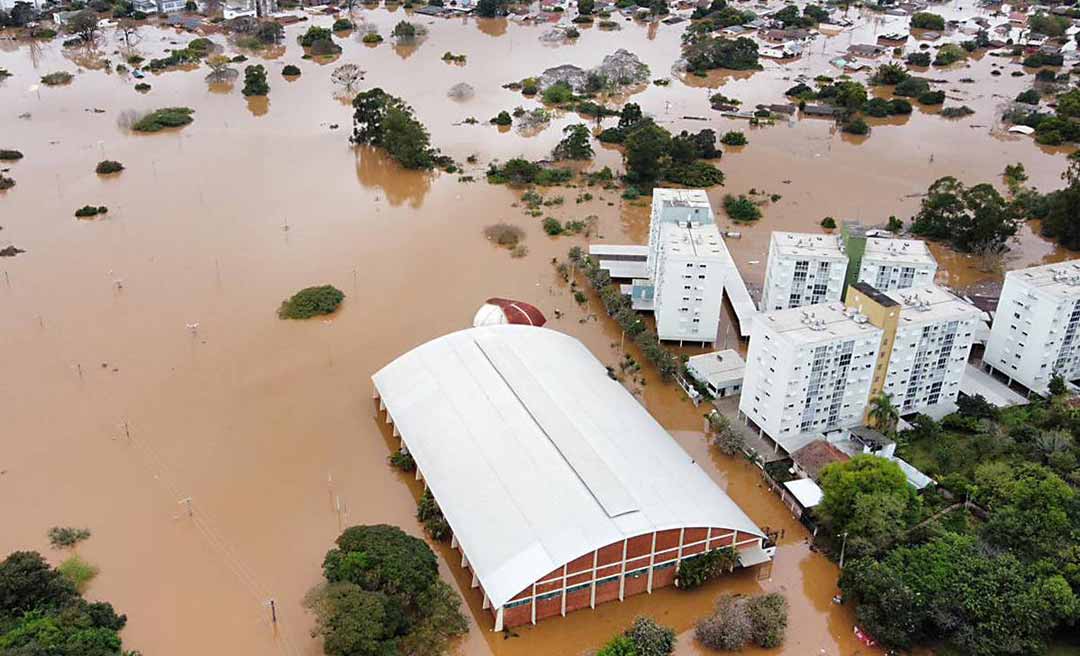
left=0, top=5, right=1072, bottom=656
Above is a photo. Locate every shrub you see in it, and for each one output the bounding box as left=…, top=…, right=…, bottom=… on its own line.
left=696, top=595, right=753, bottom=650
left=521, top=77, right=539, bottom=95
left=47, top=526, right=91, bottom=548
left=906, top=51, right=931, bottom=67
left=889, top=98, right=913, bottom=114
left=134, top=82, right=151, bottom=92
left=416, top=489, right=450, bottom=541
left=842, top=116, right=870, bottom=135
left=483, top=222, right=524, bottom=247
left=624, top=617, right=676, bottom=656
left=676, top=548, right=738, bottom=589
left=282, top=64, right=301, bottom=76
left=278, top=285, right=345, bottom=319
left=1015, top=88, right=1041, bottom=105
left=441, top=51, right=466, bottom=63
left=746, top=593, right=788, bottom=648
left=664, top=161, right=724, bottom=187
left=911, top=11, right=945, bottom=30
left=57, top=555, right=98, bottom=592
left=933, top=43, right=965, bottom=66
left=242, top=64, right=269, bottom=96
left=0, top=149, right=23, bottom=161
left=0, top=175, right=14, bottom=191
left=388, top=449, right=415, bottom=472
left=131, top=107, right=194, bottom=132
left=720, top=130, right=747, bottom=146
left=863, top=97, right=892, bottom=117
left=95, top=160, right=124, bottom=174
left=941, top=105, right=974, bottom=118
left=74, top=205, right=108, bottom=218
left=490, top=111, right=512, bottom=126
left=918, top=89, right=945, bottom=105
left=41, top=71, right=74, bottom=85
left=542, top=81, right=576, bottom=104
left=723, top=194, right=761, bottom=221
left=894, top=77, right=930, bottom=97
left=300, top=25, right=334, bottom=47
left=821, top=216, right=836, bottom=229
left=542, top=217, right=564, bottom=235
left=362, top=31, right=383, bottom=43
left=332, top=18, right=353, bottom=31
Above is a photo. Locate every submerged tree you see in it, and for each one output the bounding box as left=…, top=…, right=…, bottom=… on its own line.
left=351, top=88, right=436, bottom=170
left=331, top=63, right=364, bottom=94
left=552, top=123, right=593, bottom=160
left=910, top=176, right=1019, bottom=254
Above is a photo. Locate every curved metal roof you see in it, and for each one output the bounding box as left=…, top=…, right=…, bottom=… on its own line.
left=371, top=326, right=763, bottom=609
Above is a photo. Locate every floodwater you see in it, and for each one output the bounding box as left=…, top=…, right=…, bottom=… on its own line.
left=0, top=4, right=1072, bottom=655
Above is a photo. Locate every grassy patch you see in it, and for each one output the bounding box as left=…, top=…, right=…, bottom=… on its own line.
left=58, top=555, right=99, bottom=592
left=131, top=107, right=195, bottom=132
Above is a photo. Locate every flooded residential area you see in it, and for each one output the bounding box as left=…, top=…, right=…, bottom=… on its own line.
left=3, top=0, right=1080, bottom=654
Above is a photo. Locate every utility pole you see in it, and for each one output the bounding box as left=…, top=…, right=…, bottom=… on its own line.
left=179, top=497, right=193, bottom=517
left=267, top=599, right=277, bottom=624
left=838, top=531, right=849, bottom=569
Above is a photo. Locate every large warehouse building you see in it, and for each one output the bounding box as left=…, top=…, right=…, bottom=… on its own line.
left=372, top=325, right=772, bottom=630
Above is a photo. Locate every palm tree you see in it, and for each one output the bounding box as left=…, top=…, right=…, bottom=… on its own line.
left=868, top=392, right=899, bottom=436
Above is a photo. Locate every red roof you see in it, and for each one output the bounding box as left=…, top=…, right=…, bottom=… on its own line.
left=486, top=298, right=547, bottom=327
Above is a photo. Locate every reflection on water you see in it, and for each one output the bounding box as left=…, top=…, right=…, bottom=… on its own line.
left=354, top=145, right=432, bottom=208
left=245, top=94, right=269, bottom=116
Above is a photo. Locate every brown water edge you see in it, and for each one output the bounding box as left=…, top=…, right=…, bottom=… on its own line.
left=0, top=7, right=1074, bottom=656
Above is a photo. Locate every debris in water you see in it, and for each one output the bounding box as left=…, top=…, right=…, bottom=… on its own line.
left=446, top=82, right=475, bottom=100
left=0, top=245, right=25, bottom=257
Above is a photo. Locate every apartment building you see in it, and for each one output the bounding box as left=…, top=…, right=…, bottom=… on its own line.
left=845, top=283, right=980, bottom=417
left=856, top=237, right=938, bottom=292
left=760, top=232, right=848, bottom=311
left=985, top=262, right=1080, bottom=395
left=739, top=303, right=883, bottom=450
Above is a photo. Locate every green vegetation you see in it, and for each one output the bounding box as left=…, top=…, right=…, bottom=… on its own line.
left=47, top=527, right=91, bottom=549
left=242, top=64, right=269, bottom=96
left=486, top=158, right=573, bottom=186
left=416, top=490, right=450, bottom=541
left=134, top=82, right=151, bottom=92
left=310, top=525, right=468, bottom=656
left=771, top=3, right=829, bottom=28
left=820, top=216, right=836, bottom=229
left=723, top=194, right=761, bottom=221
left=542, top=217, right=563, bottom=235
left=362, top=31, right=383, bottom=44
left=541, top=81, right=576, bottom=104
left=886, top=215, right=903, bottom=232
left=600, top=106, right=723, bottom=189
left=552, top=123, right=593, bottom=160
left=1023, top=51, right=1064, bottom=68
left=299, top=25, right=341, bottom=55
left=1029, top=11, right=1070, bottom=37
left=40, top=71, right=73, bottom=86
left=1024, top=153, right=1080, bottom=249
left=910, top=11, right=944, bottom=30
left=918, top=89, right=945, bottom=105
left=57, top=556, right=98, bottom=593
left=95, top=160, right=123, bottom=175
left=391, top=20, right=421, bottom=40
left=863, top=97, right=912, bottom=117
left=131, top=107, right=194, bottom=132
left=332, top=18, right=353, bottom=31
left=0, top=175, right=13, bottom=191
left=940, top=105, right=974, bottom=118
left=910, top=176, right=1018, bottom=253
left=388, top=449, right=416, bottom=472
left=675, top=547, right=738, bottom=589
left=596, top=617, right=675, bottom=656
left=352, top=88, right=443, bottom=170
left=0, top=149, right=23, bottom=161
left=282, top=64, right=301, bottom=76
left=566, top=248, right=680, bottom=379
left=664, top=161, right=724, bottom=187
left=894, top=77, right=930, bottom=97
left=906, top=51, right=931, bottom=67
left=869, top=62, right=909, bottom=85
left=933, top=44, right=965, bottom=66
left=682, top=36, right=760, bottom=74
left=441, top=51, right=466, bottom=64
left=278, top=285, right=344, bottom=319
left=720, top=130, right=747, bottom=146
left=490, top=111, right=512, bottom=126
left=0, top=551, right=132, bottom=655
left=74, top=206, right=108, bottom=218
left=695, top=593, right=789, bottom=650
left=1016, top=88, right=1041, bottom=105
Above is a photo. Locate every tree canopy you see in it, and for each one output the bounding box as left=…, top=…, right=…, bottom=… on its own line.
left=910, top=176, right=1019, bottom=254
left=351, top=88, right=437, bottom=170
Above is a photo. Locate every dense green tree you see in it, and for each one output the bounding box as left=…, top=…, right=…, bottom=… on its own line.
left=553, top=123, right=594, bottom=160
left=0, top=551, right=78, bottom=621
left=623, top=121, right=671, bottom=186
left=241, top=64, right=269, bottom=96
left=910, top=176, right=1019, bottom=253
left=683, top=36, right=760, bottom=72
left=1041, top=152, right=1080, bottom=249
left=869, top=62, right=909, bottom=85
left=323, top=524, right=439, bottom=608
left=868, top=393, right=899, bottom=435
left=910, top=11, right=944, bottom=30
left=625, top=617, right=676, bottom=656
left=577, top=0, right=594, bottom=15
left=351, top=89, right=435, bottom=170
left=818, top=455, right=910, bottom=533
left=305, top=583, right=404, bottom=656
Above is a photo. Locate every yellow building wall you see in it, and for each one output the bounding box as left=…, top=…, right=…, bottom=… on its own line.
left=844, top=286, right=900, bottom=425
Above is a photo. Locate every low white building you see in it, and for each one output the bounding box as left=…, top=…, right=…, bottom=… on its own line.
left=686, top=349, right=745, bottom=397
left=857, top=237, right=938, bottom=291
left=879, top=285, right=981, bottom=414
left=985, top=261, right=1080, bottom=395
left=760, top=232, right=848, bottom=312
left=739, top=303, right=883, bottom=451
left=223, top=0, right=256, bottom=18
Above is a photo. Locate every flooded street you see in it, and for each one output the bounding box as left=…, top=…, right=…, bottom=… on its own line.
left=0, top=5, right=1072, bottom=655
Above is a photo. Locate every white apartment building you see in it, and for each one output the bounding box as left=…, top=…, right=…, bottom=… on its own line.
left=877, top=285, right=980, bottom=414
left=985, top=261, right=1080, bottom=395
left=760, top=232, right=848, bottom=312
left=649, top=220, right=728, bottom=343
left=857, top=237, right=938, bottom=291
left=739, top=303, right=883, bottom=451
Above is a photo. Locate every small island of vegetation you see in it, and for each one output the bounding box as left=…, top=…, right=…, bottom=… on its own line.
left=278, top=284, right=345, bottom=319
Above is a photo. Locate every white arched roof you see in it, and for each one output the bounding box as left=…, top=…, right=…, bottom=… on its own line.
left=371, top=325, right=763, bottom=609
